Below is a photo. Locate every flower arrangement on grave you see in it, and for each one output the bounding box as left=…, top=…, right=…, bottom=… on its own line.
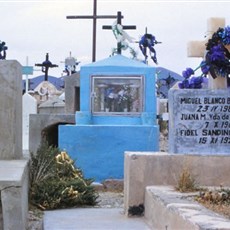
left=105, top=84, right=135, bottom=112
left=179, top=26, right=230, bottom=89
left=111, top=21, right=137, bottom=58
left=117, top=85, right=134, bottom=111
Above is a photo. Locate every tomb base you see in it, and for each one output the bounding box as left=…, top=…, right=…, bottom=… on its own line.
left=59, top=124, right=159, bottom=182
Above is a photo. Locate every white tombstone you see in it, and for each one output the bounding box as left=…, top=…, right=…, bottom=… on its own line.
left=23, top=93, right=37, bottom=154
left=187, top=17, right=227, bottom=89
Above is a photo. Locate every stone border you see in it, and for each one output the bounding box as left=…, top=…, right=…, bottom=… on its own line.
left=124, top=152, right=230, bottom=215
left=145, top=186, right=230, bottom=229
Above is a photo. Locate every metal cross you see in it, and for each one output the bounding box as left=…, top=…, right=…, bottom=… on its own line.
left=102, top=11, right=136, bottom=54
left=35, top=53, right=58, bottom=81
left=66, top=0, right=120, bottom=62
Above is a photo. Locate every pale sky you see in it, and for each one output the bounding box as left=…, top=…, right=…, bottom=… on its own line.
left=2, top=0, right=230, bottom=78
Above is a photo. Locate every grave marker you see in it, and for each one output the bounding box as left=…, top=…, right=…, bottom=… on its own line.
left=169, top=89, right=230, bottom=155
left=0, top=60, right=29, bottom=229
left=102, top=11, right=136, bottom=54
left=187, top=18, right=227, bottom=89
left=23, top=94, right=37, bottom=153
left=0, top=61, right=22, bottom=159
left=66, top=0, right=119, bottom=62
left=35, top=53, right=58, bottom=81
left=59, top=55, right=159, bottom=182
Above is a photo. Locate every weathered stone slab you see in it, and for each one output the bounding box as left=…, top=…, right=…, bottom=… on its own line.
left=169, top=89, right=230, bottom=154
left=64, top=72, right=80, bottom=113
left=0, top=160, right=29, bottom=230
left=0, top=60, right=22, bottom=159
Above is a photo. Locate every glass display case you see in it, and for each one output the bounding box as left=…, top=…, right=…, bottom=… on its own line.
left=91, top=75, right=144, bottom=114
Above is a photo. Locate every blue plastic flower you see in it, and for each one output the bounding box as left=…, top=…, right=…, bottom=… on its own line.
left=220, top=26, right=230, bottom=45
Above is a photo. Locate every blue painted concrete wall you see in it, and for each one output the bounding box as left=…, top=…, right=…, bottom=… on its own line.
left=59, top=125, right=159, bottom=181
left=59, top=55, right=159, bottom=182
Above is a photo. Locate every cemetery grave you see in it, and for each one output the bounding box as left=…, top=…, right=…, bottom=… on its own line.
left=124, top=17, right=230, bottom=229
left=1, top=0, right=230, bottom=227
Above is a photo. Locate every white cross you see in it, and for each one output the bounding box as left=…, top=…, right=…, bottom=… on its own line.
left=187, top=17, right=227, bottom=89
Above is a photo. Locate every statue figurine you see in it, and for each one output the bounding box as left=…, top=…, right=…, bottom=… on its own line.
left=0, top=41, right=7, bottom=60
left=139, top=33, right=161, bottom=64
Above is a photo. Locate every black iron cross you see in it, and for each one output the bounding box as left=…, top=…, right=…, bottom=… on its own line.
left=66, top=0, right=121, bottom=62
left=102, top=11, right=136, bottom=54
left=35, top=53, right=58, bottom=81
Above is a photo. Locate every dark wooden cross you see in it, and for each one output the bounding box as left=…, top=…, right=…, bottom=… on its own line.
left=35, top=53, right=58, bottom=81
left=66, top=0, right=121, bottom=62
left=102, top=11, right=136, bottom=54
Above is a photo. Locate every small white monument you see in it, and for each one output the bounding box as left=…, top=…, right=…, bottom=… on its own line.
left=23, top=93, right=37, bottom=153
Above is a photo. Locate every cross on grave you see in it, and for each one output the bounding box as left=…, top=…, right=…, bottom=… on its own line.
left=63, top=52, right=80, bottom=76
left=22, top=56, right=34, bottom=93
left=66, top=0, right=120, bottom=62
left=35, top=53, right=58, bottom=81
left=187, top=17, right=228, bottom=89
left=102, top=11, right=136, bottom=54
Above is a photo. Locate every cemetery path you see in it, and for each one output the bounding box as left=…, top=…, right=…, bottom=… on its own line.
left=28, top=191, right=129, bottom=230
left=38, top=191, right=150, bottom=230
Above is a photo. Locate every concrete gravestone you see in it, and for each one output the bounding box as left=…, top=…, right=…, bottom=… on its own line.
left=169, top=17, right=230, bottom=154
left=0, top=60, right=29, bottom=229
left=169, top=89, right=230, bottom=154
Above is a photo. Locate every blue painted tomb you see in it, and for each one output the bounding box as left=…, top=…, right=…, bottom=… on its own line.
left=59, top=55, right=159, bottom=182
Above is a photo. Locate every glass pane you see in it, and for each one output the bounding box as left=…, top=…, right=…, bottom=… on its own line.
left=92, top=76, right=143, bottom=113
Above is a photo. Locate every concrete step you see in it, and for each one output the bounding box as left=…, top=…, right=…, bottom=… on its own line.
left=0, top=160, right=29, bottom=230
left=144, top=186, right=230, bottom=230
left=43, top=208, right=151, bottom=230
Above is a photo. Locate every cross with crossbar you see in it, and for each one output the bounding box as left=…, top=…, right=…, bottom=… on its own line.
left=66, top=0, right=121, bottom=62
left=35, top=53, right=58, bottom=81
left=102, top=11, right=136, bottom=54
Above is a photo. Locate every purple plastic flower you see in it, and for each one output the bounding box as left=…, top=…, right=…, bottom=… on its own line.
left=189, top=76, right=203, bottom=89
left=182, top=68, right=194, bottom=79
left=209, top=44, right=225, bottom=62
left=200, top=61, right=210, bottom=75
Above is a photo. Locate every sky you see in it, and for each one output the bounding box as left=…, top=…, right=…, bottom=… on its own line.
left=2, top=0, right=230, bottom=79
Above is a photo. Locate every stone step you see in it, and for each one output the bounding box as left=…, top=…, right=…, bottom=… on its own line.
left=144, top=186, right=230, bottom=230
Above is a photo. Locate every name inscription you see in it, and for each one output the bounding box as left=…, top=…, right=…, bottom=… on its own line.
left=177, top=96, right=230, bottom=146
